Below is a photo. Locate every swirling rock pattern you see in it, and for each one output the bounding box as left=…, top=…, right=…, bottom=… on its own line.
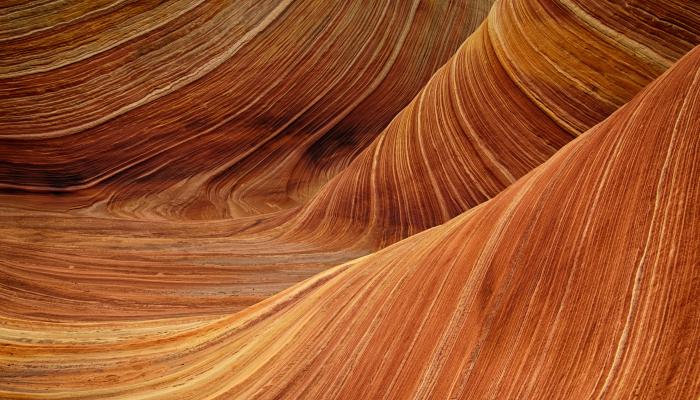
left=293, top=0, right=700, bottom=245
left=0, top=0, right=493, bottom=319
left=3, top=0, right=699, bottom=321
left=0, top=0, right=492, bottom=218
left=1, top=32, right=699, bottom=400
left=1, top=0, right=700, bottom=397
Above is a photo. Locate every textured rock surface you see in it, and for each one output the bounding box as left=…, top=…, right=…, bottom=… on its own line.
left=0, top=0, right=493, bottom=318
left=0, top=0, right=492, bottom=217
left=1, top=1, right=700, bottom=397
left=292, top=0, right=700, bottom=245
left=1, top=35, right=698, bottom=400
left=2, top=0, right=698, bottom=320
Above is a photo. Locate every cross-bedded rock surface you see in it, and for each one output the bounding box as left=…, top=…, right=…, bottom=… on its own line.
left=1, top=1, right=699, bottom=398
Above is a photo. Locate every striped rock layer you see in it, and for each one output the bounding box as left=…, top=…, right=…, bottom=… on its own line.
left=1, top=34, right=698, bottom=400
left=0, top=0, right=493, bottom=319
left=2, top=0, right=699, bottom=321
left=1, top=1, right=700, bottom=397
left=0, top=0, right=492, bottom=218
left=291, top=0, right=700, bottom=245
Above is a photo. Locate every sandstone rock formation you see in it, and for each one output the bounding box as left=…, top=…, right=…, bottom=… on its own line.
left=2, top=0, right=698, bottom=320
left=0, top=1, right=699, bottom=398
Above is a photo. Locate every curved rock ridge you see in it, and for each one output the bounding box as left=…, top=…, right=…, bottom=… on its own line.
left=1, top=0, right=700, bottom=321
left=287, top=0, right=700, bottom=245
left=1, top=40, right=698, bottom=400
left=0, top=0, right=493, bottom=218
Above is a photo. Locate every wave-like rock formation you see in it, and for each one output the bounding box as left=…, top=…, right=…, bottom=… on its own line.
left=2, top=33, right=699, bottom=399
left=1, top=0, right=699, bottom=323
left=292, top=0, right=700, bottom=244
left=0, top=0, right=493, bottom=218
left=0, top=0, right=493, bottom=319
